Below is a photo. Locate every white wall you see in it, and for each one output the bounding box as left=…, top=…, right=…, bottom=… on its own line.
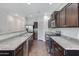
left=38, top=15, right=49, bottom=41
left=38, top=18, right=45, bottom=41
left=26, top=17, right=34, bottom=25
left=0, top=14, right=26, bottom=34
left=0, top=4, right=27, bottom=34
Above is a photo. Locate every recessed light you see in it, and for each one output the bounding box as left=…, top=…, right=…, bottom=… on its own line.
left=15, top=14, right=18, bottom=16
left=49, top=3, right=52, bottom=5
left=27, top=3, right=31, bottom=5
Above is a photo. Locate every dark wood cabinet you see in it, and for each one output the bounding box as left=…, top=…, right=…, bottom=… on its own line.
left=50, top=38, right=79, bottom=56
left=15, top=44, right=23, bottom=56
left=14, top=41, right=27, bottom=56
left=60, top=7, right=66, bottom=27
left=27, top=35, right=33, bottom=54
left=0, top=43, right=24, bottom=56
left=15, top=41, right=28, bottom=56
left=53, top=41, right=64, bottom=56
left=54, top=3, right=79, bottom=27
left=51, top=39, right=64, bottom=56
left=23, top=41, right=27, bottom=56
left=55, top=11, right=60, bottom=27
left=50, top=11, right=60, bottom=27
left=51, top=11, right=56, bottom=20
left=51, top=11, right=59, bottom=20
left=66, top=3, right=78, bottom=27
left=0, top=35, right=33, bottom=56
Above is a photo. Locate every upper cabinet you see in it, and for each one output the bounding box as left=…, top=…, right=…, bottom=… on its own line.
left=60, top=7, right=66, bottom=27
left=51, top=11, right=58, bottom=20
left=54, top=3, right=79, bottom=28
left=66, top=3, right=78, bottom=27
left=48, top=11, right=58, bottom=28
left=55, top=11, right=60, bottom=27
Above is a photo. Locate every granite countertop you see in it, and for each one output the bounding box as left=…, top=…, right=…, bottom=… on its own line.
left=0, top=32, right=33, bottom=50
left=50, top=36, right=79, bottom=50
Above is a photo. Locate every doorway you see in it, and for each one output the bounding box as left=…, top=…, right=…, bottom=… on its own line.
left=33, top=22, right=38, bottom=40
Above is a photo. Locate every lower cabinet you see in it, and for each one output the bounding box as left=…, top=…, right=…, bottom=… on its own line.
left=0, top=42, right=25, bottom=56
left=15, top=41, right=27, bottom=56
left=27, top=35, right=33, bottom=54
left=0, top=35, right=33, bottom=56
left=0, top=43, right=24, bottom=56
left=52, top=40, right=64, bottom=56
left=23, top=41, right=28, bottom=56
left=15, top=45, right=23, bottom=56
left=0, top=51, right=14, bottom=56
left=51, top=38, right=79, bottom=56
left=15, top=35, right=33, bottom=56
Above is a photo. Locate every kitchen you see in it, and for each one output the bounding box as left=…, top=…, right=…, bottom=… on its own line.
left=0, top=2, right=79, bottom=56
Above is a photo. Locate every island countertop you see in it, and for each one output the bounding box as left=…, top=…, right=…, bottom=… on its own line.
left=50, top=36, right=79, bottom=50
left=0, top=33, right=33, bottom=50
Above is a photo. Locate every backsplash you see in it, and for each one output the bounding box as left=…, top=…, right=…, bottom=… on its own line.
left=48, top=28, right=79, bottom=40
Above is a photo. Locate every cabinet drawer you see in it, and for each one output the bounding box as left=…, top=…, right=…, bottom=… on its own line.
left=0, top=51, right=14, bottom=56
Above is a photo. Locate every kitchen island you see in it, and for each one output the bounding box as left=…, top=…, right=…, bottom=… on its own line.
left=0, top=32, right=33, bottom=56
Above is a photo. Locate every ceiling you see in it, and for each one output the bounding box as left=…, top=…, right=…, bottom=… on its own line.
left=0, top=3, right=67, bottom=20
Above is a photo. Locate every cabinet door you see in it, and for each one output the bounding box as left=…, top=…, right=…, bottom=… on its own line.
left=23, top=41, right=28, bottom=56
left=60, top=8, right=66, bottom=27
left=54, top=41, right=64, bottom=56
left=15, top=45, right=23, bottom=56
left=16, top=50, right=23, bottom=56
left=27, top=35, right=33, bottom=54
left=66, top=3, right=78, bottom=27
left=56, top=12, right=60, bottom=27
